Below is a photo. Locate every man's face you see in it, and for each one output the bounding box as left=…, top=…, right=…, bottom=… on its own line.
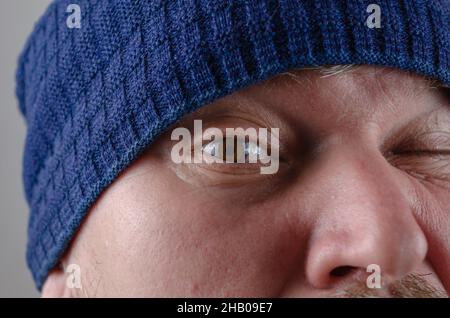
left=45, top=66, right=450, bottom=297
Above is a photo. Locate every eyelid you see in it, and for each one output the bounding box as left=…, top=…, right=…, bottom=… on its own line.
left=380, top=106, right=450, bottom=155
left=389, top=154, right=450, bottom=187
left=192, top=124, right=280, bottom=151
left=393, top=131, right=450, bottom=154
left=197, top=132, right=276, bottom=164
left=199, top=109, right=278, bottom=133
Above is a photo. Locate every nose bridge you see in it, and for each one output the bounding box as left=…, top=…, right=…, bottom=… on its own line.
left=302, top=144, right=428, bottom=288
left=307, top=142, right=404, bottom=221
left=321, top=145, right=402, bottom=220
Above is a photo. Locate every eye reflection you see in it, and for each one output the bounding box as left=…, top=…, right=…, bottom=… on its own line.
left=202, top=137, right=262, bottom=163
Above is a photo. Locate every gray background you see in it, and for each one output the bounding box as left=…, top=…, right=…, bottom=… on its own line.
left=1, top=0, right=53, bottom=297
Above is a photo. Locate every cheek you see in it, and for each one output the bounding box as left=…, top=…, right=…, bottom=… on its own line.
left=89, top=165, right=302, bottom=296
left=408, top=181, right=450, bottom=290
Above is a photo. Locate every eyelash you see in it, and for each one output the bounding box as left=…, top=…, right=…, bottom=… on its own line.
left=387, top=149, right=450, bottom=184
left=391, top=149, right=450, bottom=157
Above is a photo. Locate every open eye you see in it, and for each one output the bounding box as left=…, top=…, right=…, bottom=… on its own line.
left=202, top=137, right=262, bottom=163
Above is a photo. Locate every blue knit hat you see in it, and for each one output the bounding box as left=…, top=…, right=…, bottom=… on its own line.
left=17, top=0, right=449, bottom=290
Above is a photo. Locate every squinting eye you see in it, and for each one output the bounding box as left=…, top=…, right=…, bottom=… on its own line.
left=202, top=137, right=262, bottom=163
left=387, top=135, right=450, bottom=185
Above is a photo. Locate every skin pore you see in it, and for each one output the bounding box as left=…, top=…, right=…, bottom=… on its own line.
left=42, top=66, right=450, bottom=297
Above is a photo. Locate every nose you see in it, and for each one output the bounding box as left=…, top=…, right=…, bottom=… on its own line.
left=303, top=144, right=428, bottom=289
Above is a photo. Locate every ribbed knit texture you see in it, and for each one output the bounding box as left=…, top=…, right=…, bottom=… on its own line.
left=16, top=0, right=449, bottom=290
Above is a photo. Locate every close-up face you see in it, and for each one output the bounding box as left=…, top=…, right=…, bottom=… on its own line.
left=43, top=66, right=450, bottom=297
left=5, top=0, right=449, bottom=300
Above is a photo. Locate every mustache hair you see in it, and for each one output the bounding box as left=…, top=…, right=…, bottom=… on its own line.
left=336, top=273, right=448, bottom=298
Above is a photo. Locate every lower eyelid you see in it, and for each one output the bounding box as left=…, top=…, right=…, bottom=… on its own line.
left=391, top=147, right=450, bottom=155
left=389, top=154, right=450, bottom=177
left=197, top=165, right=263, bottom=176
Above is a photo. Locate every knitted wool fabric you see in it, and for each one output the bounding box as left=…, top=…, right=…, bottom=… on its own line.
left=17, top=0, right=449, bottom=290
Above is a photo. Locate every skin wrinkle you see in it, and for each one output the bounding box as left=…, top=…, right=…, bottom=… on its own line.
left=382, top=106, right=449, bottom=160
left=378, top=159, right=441, bottom=280
left=43, top=66, right=450, bottom=297
left=283, top=68, right=382, bottom=132
left=387, top=108, right=450, bottom=187
left=406, top=170, right=450, bottom=290
left=374, top=72, right=398, bottom=115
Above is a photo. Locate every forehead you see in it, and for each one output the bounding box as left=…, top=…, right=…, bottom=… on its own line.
left=195, top=66, right=447, bottom=136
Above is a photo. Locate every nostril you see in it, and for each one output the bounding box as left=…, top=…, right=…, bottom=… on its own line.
left=330, top=266, right=356, bottom=277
